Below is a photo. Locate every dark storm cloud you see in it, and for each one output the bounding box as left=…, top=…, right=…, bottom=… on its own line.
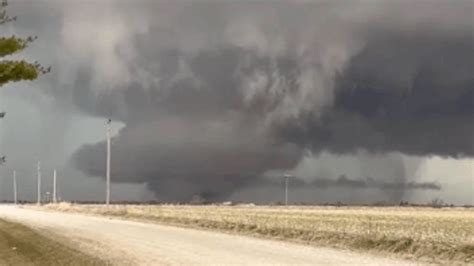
left=7, top=1, right=472, bottom=201
left=280, top=32, right=474, bottom=157
left=70, top=1, right=472, bottom=201
left=309, top=176, right=441, bottom=191
left=257, top=175, right=441, bottom=191
left=74, top=115, right=302, bottom=201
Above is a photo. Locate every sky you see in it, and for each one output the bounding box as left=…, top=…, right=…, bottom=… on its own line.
left=0, top=0, right=472, bottom=204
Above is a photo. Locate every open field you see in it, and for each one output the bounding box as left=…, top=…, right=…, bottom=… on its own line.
left=0, top=218, right=105, bottom=266
left=37, top=203, right=474, bottom=264
left=0, top=205, right=418, bottom=265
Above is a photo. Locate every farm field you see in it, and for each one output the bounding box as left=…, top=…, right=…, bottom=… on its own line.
left=0, top=218, right=105, bottom=266
left=38, top=203, right=474, bottom=264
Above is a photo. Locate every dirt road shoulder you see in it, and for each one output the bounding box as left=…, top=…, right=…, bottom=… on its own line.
left=0, top=218, right=106, bottom=266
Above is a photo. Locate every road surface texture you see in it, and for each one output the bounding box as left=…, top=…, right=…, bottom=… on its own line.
left=0, top=205, right=418, bottom=265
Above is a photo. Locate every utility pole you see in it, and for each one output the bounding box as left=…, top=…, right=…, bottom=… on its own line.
left=284, top=174, right=291, bottom=206
left=53, top=169, right=57, bottom=203
left=106, top=119, right=111, bottom=206
left=37, top=161, right=41, bottom=205
left=0, top=112, right=5, bottom=166
left=13, top=170, right=17, bottom=205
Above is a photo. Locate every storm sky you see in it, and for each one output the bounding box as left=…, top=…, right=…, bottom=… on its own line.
left=0, top=0, right=472, bottom=204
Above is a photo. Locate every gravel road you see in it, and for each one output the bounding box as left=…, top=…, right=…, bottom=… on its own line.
left=0, top=205, right=417, bottom=265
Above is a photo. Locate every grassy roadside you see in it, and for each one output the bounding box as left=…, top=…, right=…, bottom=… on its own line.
left=0, top=218, right=106, bottom=266
left=37, top=203, right=474, bottom=264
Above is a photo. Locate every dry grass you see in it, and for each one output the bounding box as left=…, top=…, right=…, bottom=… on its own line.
left=40, top=203, right=474, bottom=264
left=0, top=218, right=106, bottom=266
